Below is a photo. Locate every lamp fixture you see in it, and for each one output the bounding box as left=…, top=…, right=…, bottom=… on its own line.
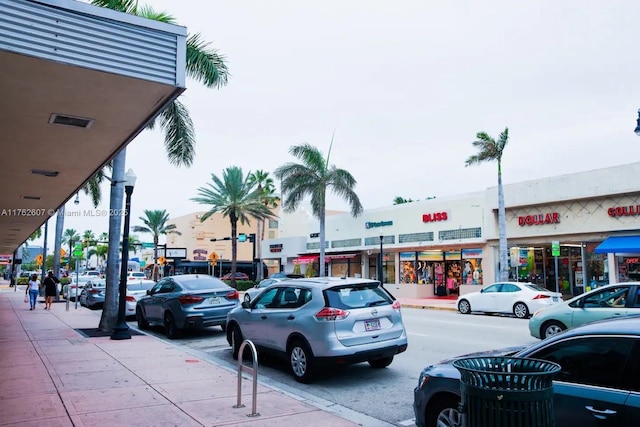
left=31, top=168, right=59, bottom=177
left=635, top=109, right=640, bottom=136
left=124, top=168, right=137, bottom=188
left=74, top=193, right=80, bottom=205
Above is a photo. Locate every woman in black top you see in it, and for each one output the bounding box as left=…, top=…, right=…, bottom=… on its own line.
left=43, top=271, right=59, bottom=310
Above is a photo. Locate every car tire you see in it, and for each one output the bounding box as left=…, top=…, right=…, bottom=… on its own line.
left=136, top=308, right=149, bottom=330
left=230, top=325, right=243, bottom=360
left=513, top=302, right=529, bottom=319
left=425, top=395, right=460, bottom=427
left=368, top=356, right=393, bottom=369
left=288, top=340, right=315, bottom=384
left=458, top=299, right=471, bottom=314
left=542, top=320, right=566, bottom=339
left=164, top=312, right=180, bottom=339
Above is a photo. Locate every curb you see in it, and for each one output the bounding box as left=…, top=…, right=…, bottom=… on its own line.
left=401, top=303, right=457, bottom=312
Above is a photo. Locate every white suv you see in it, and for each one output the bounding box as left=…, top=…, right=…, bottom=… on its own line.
left=226, top=277, right=408, bottom=383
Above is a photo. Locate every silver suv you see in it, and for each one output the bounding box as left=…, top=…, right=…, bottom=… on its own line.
left=226, top=277, right=408, bottom=383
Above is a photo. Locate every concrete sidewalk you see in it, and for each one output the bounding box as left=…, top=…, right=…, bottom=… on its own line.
left=0, top=283, right=370, bottom=427
left=396, top=295, right=458, bottom=312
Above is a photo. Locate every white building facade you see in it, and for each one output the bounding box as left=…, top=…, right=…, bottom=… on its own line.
left=261, top=162, right=640, bottom=299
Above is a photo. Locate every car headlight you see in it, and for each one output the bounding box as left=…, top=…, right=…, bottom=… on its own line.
left=418, top=372, right=431, bottom=389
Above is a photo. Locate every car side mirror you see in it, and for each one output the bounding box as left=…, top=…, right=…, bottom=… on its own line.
left=241, top=301, right=251, bottom=309
left=146, top=289, right=152, bottom=295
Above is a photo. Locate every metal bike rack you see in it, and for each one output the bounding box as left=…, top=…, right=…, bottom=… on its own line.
left=233, top=339, right=260, bottom=417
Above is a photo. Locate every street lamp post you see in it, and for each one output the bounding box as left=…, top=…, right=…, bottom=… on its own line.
left=111, top=169, right=136, bottom=340
left=378, top=235, right=384, bottom=285
left=635, top=109, right=640, bottom=136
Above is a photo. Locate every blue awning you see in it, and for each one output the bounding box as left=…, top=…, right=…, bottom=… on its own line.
left=594, top=236, right=640, bottom=254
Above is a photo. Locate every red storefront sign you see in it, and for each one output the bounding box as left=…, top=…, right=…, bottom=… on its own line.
left=607, top=205, right=640, bottom=217
left=422, top=212, right=448, bottom=222
left=518, top=212, right=560, bottom=226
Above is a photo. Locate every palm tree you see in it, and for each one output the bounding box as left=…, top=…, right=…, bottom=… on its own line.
left=247, top=170, right=280, bottom=280
left=275, top=141, right=363, bottom=277
left=465, top=127, right=510, bottom=281
left=62, top=229, right=80, bottom=272
left=90, top=0, right=229, bottom=331
left=132, top=210, right=181, bottom=281
left=95, top=244, right=108, bottom=269
left=192, top=167, right=274, bottom=288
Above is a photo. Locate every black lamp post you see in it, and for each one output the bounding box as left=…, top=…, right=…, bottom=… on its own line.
left=635, top=109, right=640, bottom=136
left=378, top=235, right=384, bottom=285
left=111, top=168, right=136, bottom=340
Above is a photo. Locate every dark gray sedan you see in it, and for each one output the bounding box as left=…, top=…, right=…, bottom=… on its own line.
left=135, top=274, right=239, bottom=339
left=413, top=315, right=640, bottom=427
left=79, top=278, right=106, bottom=309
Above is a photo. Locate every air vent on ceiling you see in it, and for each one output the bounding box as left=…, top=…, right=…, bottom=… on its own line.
left=9, top=228, right=20, bottom=231
left=21, top=195, right=41, bottom=200
left=31, top=169, right=59, bottom=177
left=49, top=113, right=94, bottom=129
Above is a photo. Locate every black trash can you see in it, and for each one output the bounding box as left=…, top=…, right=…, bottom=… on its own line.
left=452, top=356, right=561, bottom=427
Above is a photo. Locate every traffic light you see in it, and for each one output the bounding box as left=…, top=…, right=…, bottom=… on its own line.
left=237, top=233, right=247, bottom=242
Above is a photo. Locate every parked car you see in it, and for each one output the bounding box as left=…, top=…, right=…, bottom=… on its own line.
left=413, top=315, right=640, bottom=427
left=63, top=275, right=95, bottom=300
left=127, top=271, right=147, bottom=281
left=268, top=272, right=304, bottom=279
left=79, top=278, right=106, bottom=309
left=529, top=282, right=640, bottom=339
left=221, top=272, right=249, bottom=280
left=244, top=275, right=303, bottom=302
left=226, top=277, right=408, bottom=383
left=135, top=274, right=239, bottom=339
left=456, top=281, right=562, bottom=319
left=84, top=270, right=101, bottom=277
left=125, top=279, right=156, bottom=318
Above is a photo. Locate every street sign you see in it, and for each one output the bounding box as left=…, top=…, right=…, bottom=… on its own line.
left=551, top=241, right=560, bottom=257
left=35, top=254, right=43, bottom=265
left=238, top=233, right=247, bottom=242
left=208, top=251, right=219, bottom=261
left=158, top=256, right=166, bottom=265
left=73, top=250, right=82, bottom=257
left=60, top=248, right=66, bottom=257
left=142, top=242, right=154, bottom=249
left=74, top=243, right=82, bottom=251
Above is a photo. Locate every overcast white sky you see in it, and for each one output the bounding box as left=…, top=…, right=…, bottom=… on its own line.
left=40, top=0, right=640, bottom=248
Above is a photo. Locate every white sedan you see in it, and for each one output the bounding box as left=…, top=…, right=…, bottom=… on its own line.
left=63, top=275, right=95, bottom=300
left=457, top=282, right=563, bottom=319
left=125, top=279, right=156, bottom=317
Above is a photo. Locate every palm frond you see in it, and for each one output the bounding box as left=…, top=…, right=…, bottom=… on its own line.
left=136, top=5, right=176, bottom=23
left=90, top=0, right=137, bottom=13
left=186, top=33, right=230, bottom=89
left=158, top=99, right=196, bottom=167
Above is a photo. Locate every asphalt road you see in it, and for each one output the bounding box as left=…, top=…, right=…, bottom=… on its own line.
left=129, top=308, right=539, bottom=426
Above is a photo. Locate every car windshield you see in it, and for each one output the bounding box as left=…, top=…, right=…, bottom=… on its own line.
left=178, top=275, right=229, bottom=290
left=525, top=284, right=550, bottom=292
left=324, top=283, right=393, bottom=309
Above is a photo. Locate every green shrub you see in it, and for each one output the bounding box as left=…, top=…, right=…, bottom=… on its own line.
left=223, top=280, right=255, bottom=291
left=17, top=277, right=29, bottom=286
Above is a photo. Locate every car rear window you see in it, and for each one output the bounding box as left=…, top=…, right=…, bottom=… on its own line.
left=525, top=284, right=551, bottom=292
left=179, top=275, right=230, bottom=290
left=324, top=283, right=394, bottom=309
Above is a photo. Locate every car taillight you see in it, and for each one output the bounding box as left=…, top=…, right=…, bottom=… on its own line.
left=89, top=289, right=101, bottom=294
left=392, top=300, right=401, bottom=312
left=315, top=307, right=349, bottom=321
left=178, top=295, right=204, bottom=305
left=125, top=296, right=136, bottom=302
left=225, top=290, right=239, bottom=300
left=533, top=294, right=550, bottom=300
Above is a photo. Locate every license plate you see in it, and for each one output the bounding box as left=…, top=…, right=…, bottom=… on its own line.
left=552, top=297, right=559, bottom=302
left=364, top=319, right=381, bottom=331
left=207, top=297, right=221, bottom=305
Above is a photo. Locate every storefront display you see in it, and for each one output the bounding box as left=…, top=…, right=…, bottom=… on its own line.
left=400, top=252, right=417, bottom=284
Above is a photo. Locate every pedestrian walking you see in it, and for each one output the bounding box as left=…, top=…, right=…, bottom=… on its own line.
left=26, top=274, right=40, bottom=310
left=43, top=271, right=59, bottom=310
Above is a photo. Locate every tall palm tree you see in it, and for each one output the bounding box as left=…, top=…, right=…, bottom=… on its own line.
left=132, top=210, right=181, bottom=281
left=82, top=230, right=96, bottom=269
left=274, top=141, right=363, bottom=277
left=90, top=0, right=229, bottom=331
left=247, top=170, right=280, bottom=280
left=62, top=229, right=80, bottom=272
left=192, top=167, right=274, bottom=288
left=95, top=244, right=108, bottom=269
left=465, top=127, right=510, bottom=281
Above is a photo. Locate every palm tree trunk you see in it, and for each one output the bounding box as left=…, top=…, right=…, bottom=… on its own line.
left=256, top=218, right=262, bottom=281
left=153, top=234, right=159, bottom=281
left=497, top=161, right=509, bottom=281
left=99, top=148, right=126, bottom=331
left=53, top=205, right=64, bottom=299
left=319, top=205, right=326, bottom=278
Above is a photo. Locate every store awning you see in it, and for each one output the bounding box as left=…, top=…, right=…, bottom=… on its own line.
left=325, top=253, right=359, bottom=261
left=594, top=236, right=640, bottom=254
left=294, top=255, right=318, bottom=264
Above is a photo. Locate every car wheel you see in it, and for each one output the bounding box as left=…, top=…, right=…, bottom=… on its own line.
left=513, top=302, right=529, bottom=319
left=288, top=340, right=315, bottom=383
left=136, top=308, right=149, bottom=330
left=230, top=325, right=243, bottom=360
left=164, top=312, right=180, bottom=339
left=368, top=356, right=393, bottom=369
left=425, top=395, right=460, bottom=427
left=542, top=321, right=565, bottom=339
left=458, top=299, right=471, bottom=314
left=243, top=293, right=251, bottom=303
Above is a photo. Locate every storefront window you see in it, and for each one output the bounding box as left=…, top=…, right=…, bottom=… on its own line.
left=461, top=248, right=483, bottom=285
left=400, top=252, right=417, bottom=283
left=617, top=256, right=640, bottom=282
left=418, top=251, right=444, bottom=288
left=445, top=251, right=461, bottom=295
